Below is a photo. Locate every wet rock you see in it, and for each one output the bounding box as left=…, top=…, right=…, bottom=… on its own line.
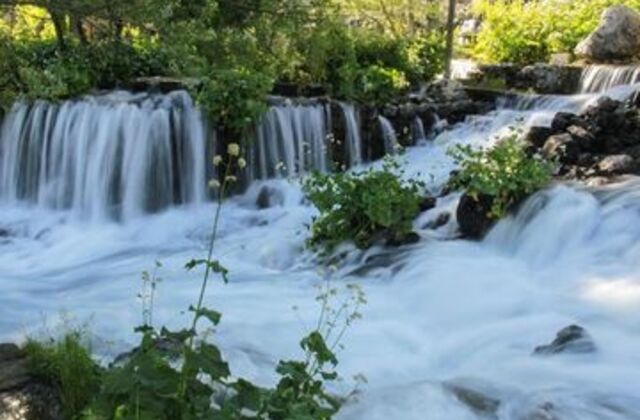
left=456, top=193, right=495, bottom=240
left=420, top=196, right=437, bottom=212
left=533, top=325, right=596, bottom=355
left=424, top=213, right=451, bottom=230
left=575, top=5, right=640, bottom=61
left=386, top=232, right=420, bottom=247
left=128, top=76, right=201, bottom=93
left=0, top=229, right=10, bottom=238
left=597, top=154, right=636, bottom=174
left=445, top=383, right=500, bottom=417
left=256, top=186, right=285, bottom=209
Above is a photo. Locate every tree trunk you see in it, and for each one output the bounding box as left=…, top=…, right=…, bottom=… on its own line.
left=444, top=0, right=457, bottom=79
left=49, top=9, right=66, bottom=50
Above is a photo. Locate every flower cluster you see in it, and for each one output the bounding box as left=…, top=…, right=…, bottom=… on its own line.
left=209, top=142, right=247, bottom=190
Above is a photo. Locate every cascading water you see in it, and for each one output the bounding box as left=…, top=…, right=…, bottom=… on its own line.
left=579, top=64, right=640, bottom=93
left=249, top=103, right=330, bottom=180
left=339, top=102, right=363, bottom=167
left=0, top=91, right=209, bottom=221
left=378, top=115, right=399, bottom=154
left=3, top=80, right=640, bottom=419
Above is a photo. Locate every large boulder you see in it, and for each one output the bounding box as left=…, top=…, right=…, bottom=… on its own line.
left=456, top=193, right=495, bottom=239
left=575, top=5, right=640, bottom=61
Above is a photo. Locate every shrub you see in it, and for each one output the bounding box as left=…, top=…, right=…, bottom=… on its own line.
left=24, top=332, right=102, bottom=419
left=303, top=159, right=424, bottom=251
left=448, top=135, right=553, bottom=219
left=354, top=65, right=409, bottom=105
left=196, top=67, right=274, bottom=135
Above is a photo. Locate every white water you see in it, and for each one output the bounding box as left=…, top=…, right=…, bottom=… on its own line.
left=2, top=84, right=640, bottom=418
left=579, top=65, right=640, bottom=93
left=378, top=115, right=399, bottom=154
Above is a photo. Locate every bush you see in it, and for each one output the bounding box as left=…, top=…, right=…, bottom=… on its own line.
left=470, top=0, right=640, bottom=64
left=303, top=159, right=424, bottom=251
left=24, top=332, right=102, bottom=419
left=448, top=135, right=553, bottom=219
left=196, top=67, right=274, bottom=134
left=353, top=65, right=409, bottom=105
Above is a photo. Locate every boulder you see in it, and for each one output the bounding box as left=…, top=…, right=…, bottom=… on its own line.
left=256, top=185, right=285, bottom=209
left=543, top=133, right=580, bottom=163
left=575, top=5, right=640, bottom=61
left=533, top=325, right=596, bottom=355
left=597, top=154, right=636, bottom=174
left=456, top=193, right=495, bottom=239
left=524, top=126, right=554, bottom=149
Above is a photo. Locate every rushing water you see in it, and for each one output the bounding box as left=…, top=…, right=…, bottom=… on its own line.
left=2, top=83, right=640, bottom=418
left=579, top=65, right=640, bottom=93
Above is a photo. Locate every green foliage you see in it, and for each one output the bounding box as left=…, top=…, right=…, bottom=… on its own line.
left=24, top=332, right=103, bottom=419
left=470, top=0, right=640, bottom=64
left=303, top=158, right=424, bottom=251
left=0, top=0, right=447, bottom=116
left=196, top=67, right=274, bottom=134
left=448, top=135, right=553, bottom=219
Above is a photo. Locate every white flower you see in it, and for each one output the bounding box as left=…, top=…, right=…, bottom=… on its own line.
left=212, top=155, right=223, bottom=166
left=208, top=179, right=221, bottom=189
left=227, top=143, right=240, bottom=157
left=237, top=158, right=247, bottom=169
left=224, top=175, right=237, bottom=183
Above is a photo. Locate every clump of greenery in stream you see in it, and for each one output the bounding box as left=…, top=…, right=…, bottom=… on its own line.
left=448, top=134, right=554, bottom=220
left=23, top=145, right=365, bottom=419
left=303, top=157, right=424, bottom=252
left=24, top=332, right=103, bottom=419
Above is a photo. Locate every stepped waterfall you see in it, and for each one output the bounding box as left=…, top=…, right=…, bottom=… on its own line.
left=2, top=69, right=640, bottom=419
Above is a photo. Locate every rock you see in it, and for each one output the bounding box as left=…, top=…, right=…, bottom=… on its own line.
left=0, top=383, right=63, bottom=420
left=423, top=213, right=451, bottom=230
left=525, top=126, right=554, bottom=149
left=456, top=193, right=495, bottom=239
left=550, top=112, right=584, bottom=132
left=542, top=133, right=580, bottom=163
left=256, top=186, right=284, bottom=209
left=0, top=343, right=63, bottom=420
left=445, top=384, right=500, bottom=417
left=575, top=5, right=640, bottom=61
left=597, top=154, right=636, bottom=174
left=515, top=64, right=581, bottom=94
left=386, top=232, right=420, bottom=247
left=419, top=196, right=437, bottom=212
left=0, top=229, right=10, bottom=238
left=533, top=325, right=596, bottom=355
left=566, top=125, right=596, bottom=146
left=128, top=76, right=201, bottom=93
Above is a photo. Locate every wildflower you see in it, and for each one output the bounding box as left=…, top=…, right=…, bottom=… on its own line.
left=227, top=143, right=240, bottom=157
left=237, top=158, right=247, bottom=169
left=212, top=155, right=223, bottom=166
left=208, top=179, right=221, bottom=189
left=224, top=175, right=237, bottom=183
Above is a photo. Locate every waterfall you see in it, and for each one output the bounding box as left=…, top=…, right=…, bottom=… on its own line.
left=249, top=103, right=330, bottom=181
left=378, top=115, right=399, bottom=154
left=579, top=65, right=640, bottom=93
left=0, top=91, right=208, bottom=221
left=339, top=102, right=363, bottom=167
left=411, top=116, right=427, bottom=143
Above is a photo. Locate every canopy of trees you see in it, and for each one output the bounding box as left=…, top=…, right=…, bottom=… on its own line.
left=0, top=0, right=447, bottom=130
